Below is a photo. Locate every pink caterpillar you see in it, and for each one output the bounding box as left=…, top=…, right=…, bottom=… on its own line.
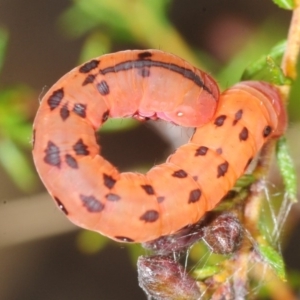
left=32, top=50, right=286, bottom=243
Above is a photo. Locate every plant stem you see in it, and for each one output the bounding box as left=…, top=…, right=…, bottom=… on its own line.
left=280, top=3, right=300, bottom=101
left=281, top=5, right=300, bottom=80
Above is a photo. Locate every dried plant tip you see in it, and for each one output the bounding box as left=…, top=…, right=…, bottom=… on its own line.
left=138, top=255, right=202, bottom=300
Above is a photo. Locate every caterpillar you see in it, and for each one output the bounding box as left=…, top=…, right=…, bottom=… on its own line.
left=32, top=49, right=286, bottom=243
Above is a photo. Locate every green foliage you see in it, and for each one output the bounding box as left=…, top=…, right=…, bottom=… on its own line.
left=193, top=264, right=222, bottom=280
left=60, top=0, right=172, bottom=43
left=217, top=20, right=287, bottom=88
left=78, top=32, right=111, bottom=63
left=0, top=138, right=36, bottom=192
left=242, top=40, right=291, bottom=85
left=59, top=0, right=206, bottom=67
left=258, top=243, right=286, bottom=281
left=0, top=30, right=38, bottom=192
left=0, top=27, right=8, bottom=74
left=276, top=137, right=298, bottom=203
left=273, top=0, right=295, bottom=10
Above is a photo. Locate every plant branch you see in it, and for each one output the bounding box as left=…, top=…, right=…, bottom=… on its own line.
left=280, top=2, right=300, bottom=100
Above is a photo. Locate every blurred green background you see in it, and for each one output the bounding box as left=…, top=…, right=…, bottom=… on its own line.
left=0, top=0, right=299, bottom=299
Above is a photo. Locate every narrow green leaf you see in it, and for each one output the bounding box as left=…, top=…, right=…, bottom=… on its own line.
left=0, top=139, right=37, bottom=192
left=4, top=122, right=33, bottom=148
left=242, top=40, right=290, bottom=84
left=0, top=27, right=8, bottom=74
left=193, top=265, right=221, bottom=280
left=234, top=174, right=256, bottom=188
left=265, top=56, right=291, bottom=85
left=276, top=137, right=297, bottom=203
left=273, top=0, right=294, bottom=10
left=0, top=86, right=35, bottom=147
left=143, top=0, right=171, bottom=12
left=218, top=22, right=287, bottom=87
left=59, top=4, right=100, bottom=38
left=59, top=0, right=134, bottom=41
left=79, top=32, right=111, bottom=63
left=258, top=243, right=286, bottom=281
left=60, top=0, right=203, bottom=67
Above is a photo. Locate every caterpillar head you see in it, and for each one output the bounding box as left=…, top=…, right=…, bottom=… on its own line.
left=157, top=74, right=220, bottom=128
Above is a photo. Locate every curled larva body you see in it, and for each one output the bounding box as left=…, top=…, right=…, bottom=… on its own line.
left=32, top=50, right=286, bottom=243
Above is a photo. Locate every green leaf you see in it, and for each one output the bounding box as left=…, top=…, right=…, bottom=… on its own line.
left=0, top=27, right=8, bottom=74
left=4, top=122, right=33, bottom=147
left=0, top=86, right=35, bottom=147
left=59, top=0, right=135, bottom=41
left=60, top=0, right=203, bottom=67
left=272, top=0, right=294, bottom=10
left=193, top=265, right=221, bottom=280
left=276, top=137, right=297, bottom=203
left=0, top=138, right=37, bottom=192
left=79, top=31, right=111, bottom=63
left=234, top=174, right=256, bottom=189
left=258, top=243, right=286, bottom=281
left=242, top=40, right=290, bottom=84
left=266, top=56, right=291, bottom=85
left=217, top=22, right=287, bottom=88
